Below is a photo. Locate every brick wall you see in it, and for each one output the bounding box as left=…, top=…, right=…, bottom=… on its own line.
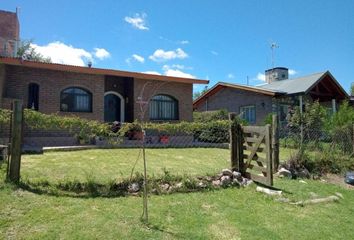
left=195, top=87, right=273, bottom=125
left=4, top=65, right=105, bottom=121
left=0, top=64, right=5, bottom=103
left=0, top=10, right=19, bottom=57
left=133, top=78, right=193, bottom=122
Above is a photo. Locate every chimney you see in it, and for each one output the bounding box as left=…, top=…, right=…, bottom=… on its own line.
left=265, top=67, right=288, bottom=83
left=87, top=61, right=92, bottom=68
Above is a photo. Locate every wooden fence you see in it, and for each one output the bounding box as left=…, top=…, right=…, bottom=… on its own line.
left=229, top=113, right=279, bottom=186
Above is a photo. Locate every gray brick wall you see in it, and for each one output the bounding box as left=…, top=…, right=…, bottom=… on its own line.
left=195, top=87, right=274, bottom=125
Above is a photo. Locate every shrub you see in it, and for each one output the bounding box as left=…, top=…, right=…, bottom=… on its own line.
left=193, top=109, right=229, bottom=122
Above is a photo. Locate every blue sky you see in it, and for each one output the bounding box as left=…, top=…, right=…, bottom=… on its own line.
left=2, top=0, right=354, bottom=93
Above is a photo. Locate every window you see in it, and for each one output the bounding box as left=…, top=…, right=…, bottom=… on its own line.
left=279, top=104, right=290, bottom=123
left=28, top=83, right=39, bottom=110
left=240, top=105, right=256, bottom=124
left=60, top=87, right=92, bottom=112
left=149, top=95, right=178, bottom=120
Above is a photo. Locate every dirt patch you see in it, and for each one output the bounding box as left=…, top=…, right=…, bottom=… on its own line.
left=323, top=174, right=354, bottom=190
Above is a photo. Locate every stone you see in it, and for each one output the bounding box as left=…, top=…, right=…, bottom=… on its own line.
left=161, top=183, right=170, bottom=192
left=220, top=175, right=231, bottom=186
left=198, top=182, right=207, bottom=188
left=128, top=183, right=140, bottom=193
left=222, top=169, right=233, bottom=177
left=175, top=182, right=183, bottom=188
left=244, top=179, right=254, bottom=186
left=277, top=167, right=292, bottom=178
left=212, top=180, right=221, bottom=187
left=335, top=192, right=344, bottom=199
left=232, top=171, right=242, bottom=179
left=297, top=168, right=310, bottom=179
left=299, top=180, right=307, bottom=184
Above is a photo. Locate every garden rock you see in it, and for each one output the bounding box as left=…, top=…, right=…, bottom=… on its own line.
left=212, top=180, right=221, bottom=187
left=297, top=168, right=310, bottom=179
left=277, top=168, right=292, bottom=178
left=222, top=169, right=233, bottom=177
left=232, top=171, right=242, bottom=179
left=220, top=175, right=231, bottom=186
left=128, top=183, right=140, bottom=193
left=161, top=183, right=170, bottom=192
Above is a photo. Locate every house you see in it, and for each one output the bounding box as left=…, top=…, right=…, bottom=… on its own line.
left=193, top=67, right=348, bottom=125
left=0, top=9, right=19, bottom=58
left=0, top=57, right=208, bottom=123
left=0, top=9, right=208, bottom=123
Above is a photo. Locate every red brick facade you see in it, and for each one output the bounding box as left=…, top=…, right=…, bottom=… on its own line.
left=0, top=10, right=19, bottom=57
left=0, top=63, right=196, bottom=122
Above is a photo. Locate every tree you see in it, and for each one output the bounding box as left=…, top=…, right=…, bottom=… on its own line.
left=193, top=86, right=209, bottom=100
left=17, top=40, right=51, bottom=63
left=351, top=83, right=354, bottom=96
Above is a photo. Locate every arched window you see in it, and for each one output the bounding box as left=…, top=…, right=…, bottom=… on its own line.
left=60, top=87, right=92, bottom=112
left=149, top=94, right=178, bottom=120
left=28, top=83, right=39, bottom=110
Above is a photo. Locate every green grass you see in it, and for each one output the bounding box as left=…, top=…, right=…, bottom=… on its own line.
left=20, top=148, right=230, bottom=183
left=1, top=148, right=353, bottom=239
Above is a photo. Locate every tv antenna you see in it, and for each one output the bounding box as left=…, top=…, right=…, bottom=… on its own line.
left=270, top=42, right=279, bottom=69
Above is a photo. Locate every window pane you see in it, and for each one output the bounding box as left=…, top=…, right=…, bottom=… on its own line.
left=149, top=94, right=178, bottom=120
left=60, top=87, right=92, bottom=112
left=240, top=105, right=256, bottom=124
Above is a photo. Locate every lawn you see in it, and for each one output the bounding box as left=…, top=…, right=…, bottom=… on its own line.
left=1, top=148, right=353, bottom=239
left=20, top=148, right=231, bottom=183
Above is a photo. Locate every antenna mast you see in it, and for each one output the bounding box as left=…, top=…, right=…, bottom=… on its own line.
left=270, top=42, right=279, bottom=70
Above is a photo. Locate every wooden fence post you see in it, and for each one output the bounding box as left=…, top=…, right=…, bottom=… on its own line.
left=229, top=113, right=238, bottom=171
left=8, top=100, right=23, bottom=182
left=272, top=114, right=280, bottom=172
left=229, top=113, right=244, bottom=173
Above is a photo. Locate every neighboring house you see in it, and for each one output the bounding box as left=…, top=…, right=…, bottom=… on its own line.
left=0, top=9, right=19, bottom=57
left=0, top=57, right=208, bottom=122
left=193, top=68, right=348, bottom=125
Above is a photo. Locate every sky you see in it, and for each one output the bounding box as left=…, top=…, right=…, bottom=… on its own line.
left=1, top=0, right=354, bottom=93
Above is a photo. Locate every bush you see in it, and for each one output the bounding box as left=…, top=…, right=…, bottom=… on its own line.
left=193, top=109, right=229, bottom=122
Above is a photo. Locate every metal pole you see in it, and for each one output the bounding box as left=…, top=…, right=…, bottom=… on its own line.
left=141, top=129, right=148, bottom=223
left=299, top=95, right=304, bottom=147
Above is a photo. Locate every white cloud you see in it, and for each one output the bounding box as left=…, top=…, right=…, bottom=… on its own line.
left=257, top=73, right=266, bottom=81
left=227, top=73, right=235, bottom=79
left=162, top=64, right=191, bottom=71
left=94, top=48, right=110, bottom=60
left=142, top=71, right=161, bottom=75
left=31, top=41, right=92, bottom=66
left=289, top=69, right=297, bottom=75
left=164, top=69, right=196, bottom=79
left=132, top=54, right=145, bottom=63
left=124, top=13, right=149, bottom=30
left=180, top=40, right=189, bottom=44
left=211, top=50, right=218, bottom=56
left=149, top=48, right=188, bottom=62
left=161, top=64, right=195, bottom=78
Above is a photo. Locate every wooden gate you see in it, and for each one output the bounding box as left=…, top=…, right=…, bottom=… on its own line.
left=229, top=114, right=279, bottom=186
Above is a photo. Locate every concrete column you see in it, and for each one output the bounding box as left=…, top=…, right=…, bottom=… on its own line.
left=299, top=95, right=303, bottom=146
left=332, top=99, right=336, bottom=113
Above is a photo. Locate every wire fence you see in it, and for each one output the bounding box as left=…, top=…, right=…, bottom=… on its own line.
left=279, top=123, right=354, bottom=174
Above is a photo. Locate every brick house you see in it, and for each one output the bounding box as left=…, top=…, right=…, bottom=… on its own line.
left=0, top=9, right=19, bottom=57
left=0, top=9, right=208, bottom=123
left=0, top=57, right=208, bottom=122
left=193, top=68, right=348, bottom=125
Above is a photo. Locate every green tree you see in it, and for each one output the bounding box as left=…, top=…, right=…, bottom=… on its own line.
left=193, top=86, right=209, bottom=100
left=17, top=40, right=51, bottom=63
